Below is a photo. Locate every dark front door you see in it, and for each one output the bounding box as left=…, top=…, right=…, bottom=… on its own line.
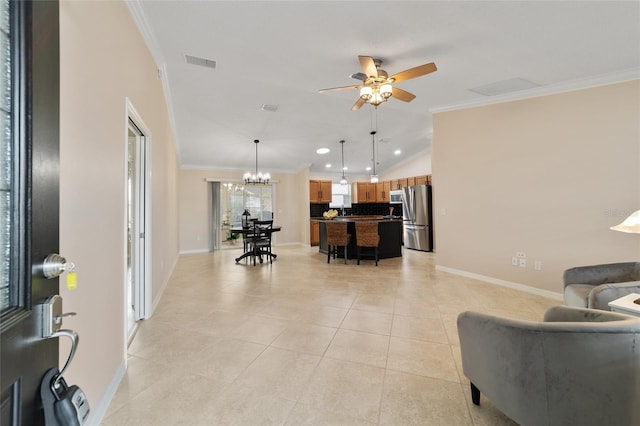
left=1, top=1, right=61, bottom=424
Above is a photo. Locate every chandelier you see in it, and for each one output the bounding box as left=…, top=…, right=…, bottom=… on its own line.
left=360, top=83, right=393, bottom=108
left=339, top=139, right=348, bottom=185
left=243, top=139, right=270, bottom=185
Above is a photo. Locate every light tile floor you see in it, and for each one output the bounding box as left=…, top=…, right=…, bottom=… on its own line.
left=102, top=246, right=560, bottom=425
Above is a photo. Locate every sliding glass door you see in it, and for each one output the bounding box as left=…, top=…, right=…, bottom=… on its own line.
left=218, top=183, right=273, bottom=249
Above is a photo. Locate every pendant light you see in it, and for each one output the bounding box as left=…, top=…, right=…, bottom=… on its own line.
left=370, top=131, right=378, bottom=183
left=243, top=139, right=270, bottom=185
left=339, top=139, right=348, bottom=185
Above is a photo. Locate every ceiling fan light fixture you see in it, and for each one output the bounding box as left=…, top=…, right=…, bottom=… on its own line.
left=360, top=86, right=372, bottom=101
left=381, top=83, right=393, bottom=99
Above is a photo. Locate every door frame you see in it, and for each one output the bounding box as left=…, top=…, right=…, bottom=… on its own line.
left=124, top=98, right=152, bottom=341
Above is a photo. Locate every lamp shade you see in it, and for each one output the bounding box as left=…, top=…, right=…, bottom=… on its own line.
left=610, top=209, right=640, bottom=234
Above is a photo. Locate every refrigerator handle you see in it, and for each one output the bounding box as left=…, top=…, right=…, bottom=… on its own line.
left=412, top=191, right=417, bottom=223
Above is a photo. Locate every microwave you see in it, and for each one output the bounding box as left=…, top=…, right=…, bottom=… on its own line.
left=389, top=190, right=403, bottom=204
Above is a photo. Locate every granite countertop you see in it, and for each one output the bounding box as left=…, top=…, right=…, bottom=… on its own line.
left=311, top=215, right=402, bottom=222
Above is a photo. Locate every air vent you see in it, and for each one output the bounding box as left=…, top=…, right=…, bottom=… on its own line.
left=469, top=78, right=540, bottom=96
left=261, top=104, right=279, bottom=112
left=185, top=54, right=216, bottom=69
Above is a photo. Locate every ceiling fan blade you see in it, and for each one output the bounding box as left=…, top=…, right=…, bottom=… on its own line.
left=318, top=84, right=361, bottom=93
left=358, top=56, right=378, bottom=78
left=351, top=97, right=365, bottom=111
left=391, top=87, right=416, bottom=102
left=389, top=62, right=437, bottom=83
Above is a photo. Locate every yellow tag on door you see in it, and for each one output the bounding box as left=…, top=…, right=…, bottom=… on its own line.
left=66, top=272, right=77, bottom=290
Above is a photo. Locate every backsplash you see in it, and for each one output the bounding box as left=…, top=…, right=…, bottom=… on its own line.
left=310, top=203, right=402, bottom=218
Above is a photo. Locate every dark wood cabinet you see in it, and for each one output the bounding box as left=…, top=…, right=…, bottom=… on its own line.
left=318, top=220, right=402, bottom=259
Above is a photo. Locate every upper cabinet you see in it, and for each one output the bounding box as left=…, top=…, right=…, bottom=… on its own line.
left=310, top=179, right=332, bottom=203
left=415, top=175, right=430, bottom=185
left=390, top=175, right=431, bottom=190
left=376, top=181, right=391, bottom=203
left=352, top=182, right=376, bottom=203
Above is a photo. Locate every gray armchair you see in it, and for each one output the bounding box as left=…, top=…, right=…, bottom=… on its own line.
left=563, top=262, right=640, bottom=310
left=457, top=306, right=640, bottom=426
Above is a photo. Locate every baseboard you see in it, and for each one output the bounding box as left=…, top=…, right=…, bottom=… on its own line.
left=85, top=360, right=127, bottom=426
left=435, top=265, right=563, bottom=301
left=150, top=255, right=179, bottom=317
left=179, top=248, right=210, bottom=254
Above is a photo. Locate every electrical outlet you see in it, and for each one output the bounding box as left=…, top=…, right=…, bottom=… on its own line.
left=511, top=257, right=518, bottom=266
left=516, top=252, right=526, bottom=258
left=534, top=261, right=542, bottom=271
left=519, top=258, right=527, bottom=268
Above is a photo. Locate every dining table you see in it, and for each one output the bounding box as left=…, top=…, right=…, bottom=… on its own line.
left=231, top=225, right=282, bottom=263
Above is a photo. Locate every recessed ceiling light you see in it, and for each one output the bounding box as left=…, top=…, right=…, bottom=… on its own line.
left=342, top=166, right=348, bottom=171
left=316, top=148, right=330, bottom=154
left=394, top=150, right=402, bottom=155
left=365, top=166, right=372, bottom=171
left=261, top=104, right=278, bottom=112
left=325, top=163, right=332, bottom=168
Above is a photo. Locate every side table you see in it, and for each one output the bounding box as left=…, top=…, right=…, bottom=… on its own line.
left=608, top=293, right=640, bottom=317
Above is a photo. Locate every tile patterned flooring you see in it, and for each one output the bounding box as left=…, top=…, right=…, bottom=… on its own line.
left=102, top=246, right=560, bottom=425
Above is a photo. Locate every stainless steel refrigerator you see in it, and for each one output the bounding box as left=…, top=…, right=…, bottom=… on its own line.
left=401, top=185, right=433, bottom=251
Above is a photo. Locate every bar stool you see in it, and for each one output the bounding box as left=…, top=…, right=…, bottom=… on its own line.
left=326, top=221, right=351, bottom=264
left=355, top=221, right=380, bottom=266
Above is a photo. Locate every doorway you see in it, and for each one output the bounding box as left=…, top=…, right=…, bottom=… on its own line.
left=126, top=115, right=148, bottom=342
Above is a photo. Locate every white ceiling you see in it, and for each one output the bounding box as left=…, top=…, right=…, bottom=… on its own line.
left=132, top=1, right=640, bottom=178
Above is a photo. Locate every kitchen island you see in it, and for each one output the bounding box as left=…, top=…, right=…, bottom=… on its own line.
left=312, top=216, right=403, bottom=260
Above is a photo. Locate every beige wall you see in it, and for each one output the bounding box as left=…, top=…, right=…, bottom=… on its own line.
left=179, top=169, right=306, bottom=252
left=433, top=80, right=640, bottom=294
left=59, top=0, right=179, bottom=415
left=381, top=149, right=432, bottom=181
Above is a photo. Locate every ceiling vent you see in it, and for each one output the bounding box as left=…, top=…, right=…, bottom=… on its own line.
left=261, top=104, right=279, bottom=112
left=469, top=78, right=540, bottom=96
left=185, top=54, right=216, bottom=69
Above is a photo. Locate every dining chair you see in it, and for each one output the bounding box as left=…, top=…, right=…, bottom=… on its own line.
left=355, top=221, right=380, bottom=266
left=326, top=221, right=351, bottom=264
left=249, top=220, right=274, bottom=265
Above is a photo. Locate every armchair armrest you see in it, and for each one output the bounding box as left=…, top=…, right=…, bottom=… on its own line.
left=543, top=305, right=636, bottom=323
left=457, top=312, right=548, bottom=424
left=563, top=262, right=639, bottom=288
left=588, top=281, right=640, bottom=310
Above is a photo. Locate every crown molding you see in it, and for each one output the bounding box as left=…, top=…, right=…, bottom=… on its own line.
left=125, top=0, right=164, bottom=66
left=430, top=68, right=640, bottom=114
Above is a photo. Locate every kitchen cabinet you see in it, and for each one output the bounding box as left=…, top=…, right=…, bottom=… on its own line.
left=376, top=181, right=391, bottom=203
left=406, top=177, right=416, bottom=187
left=415, top=175, right=428, bottom=185
left=352, top=182, right=376, bottom=203
left=310, top=220, right=320, bottom=246
left=398, top=178, right=409, bottom=189
left=309, top=180, right=332, bottom=203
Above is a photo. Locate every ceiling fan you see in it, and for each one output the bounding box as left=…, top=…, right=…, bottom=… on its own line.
left=319, top=55, right=437, bottom=110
